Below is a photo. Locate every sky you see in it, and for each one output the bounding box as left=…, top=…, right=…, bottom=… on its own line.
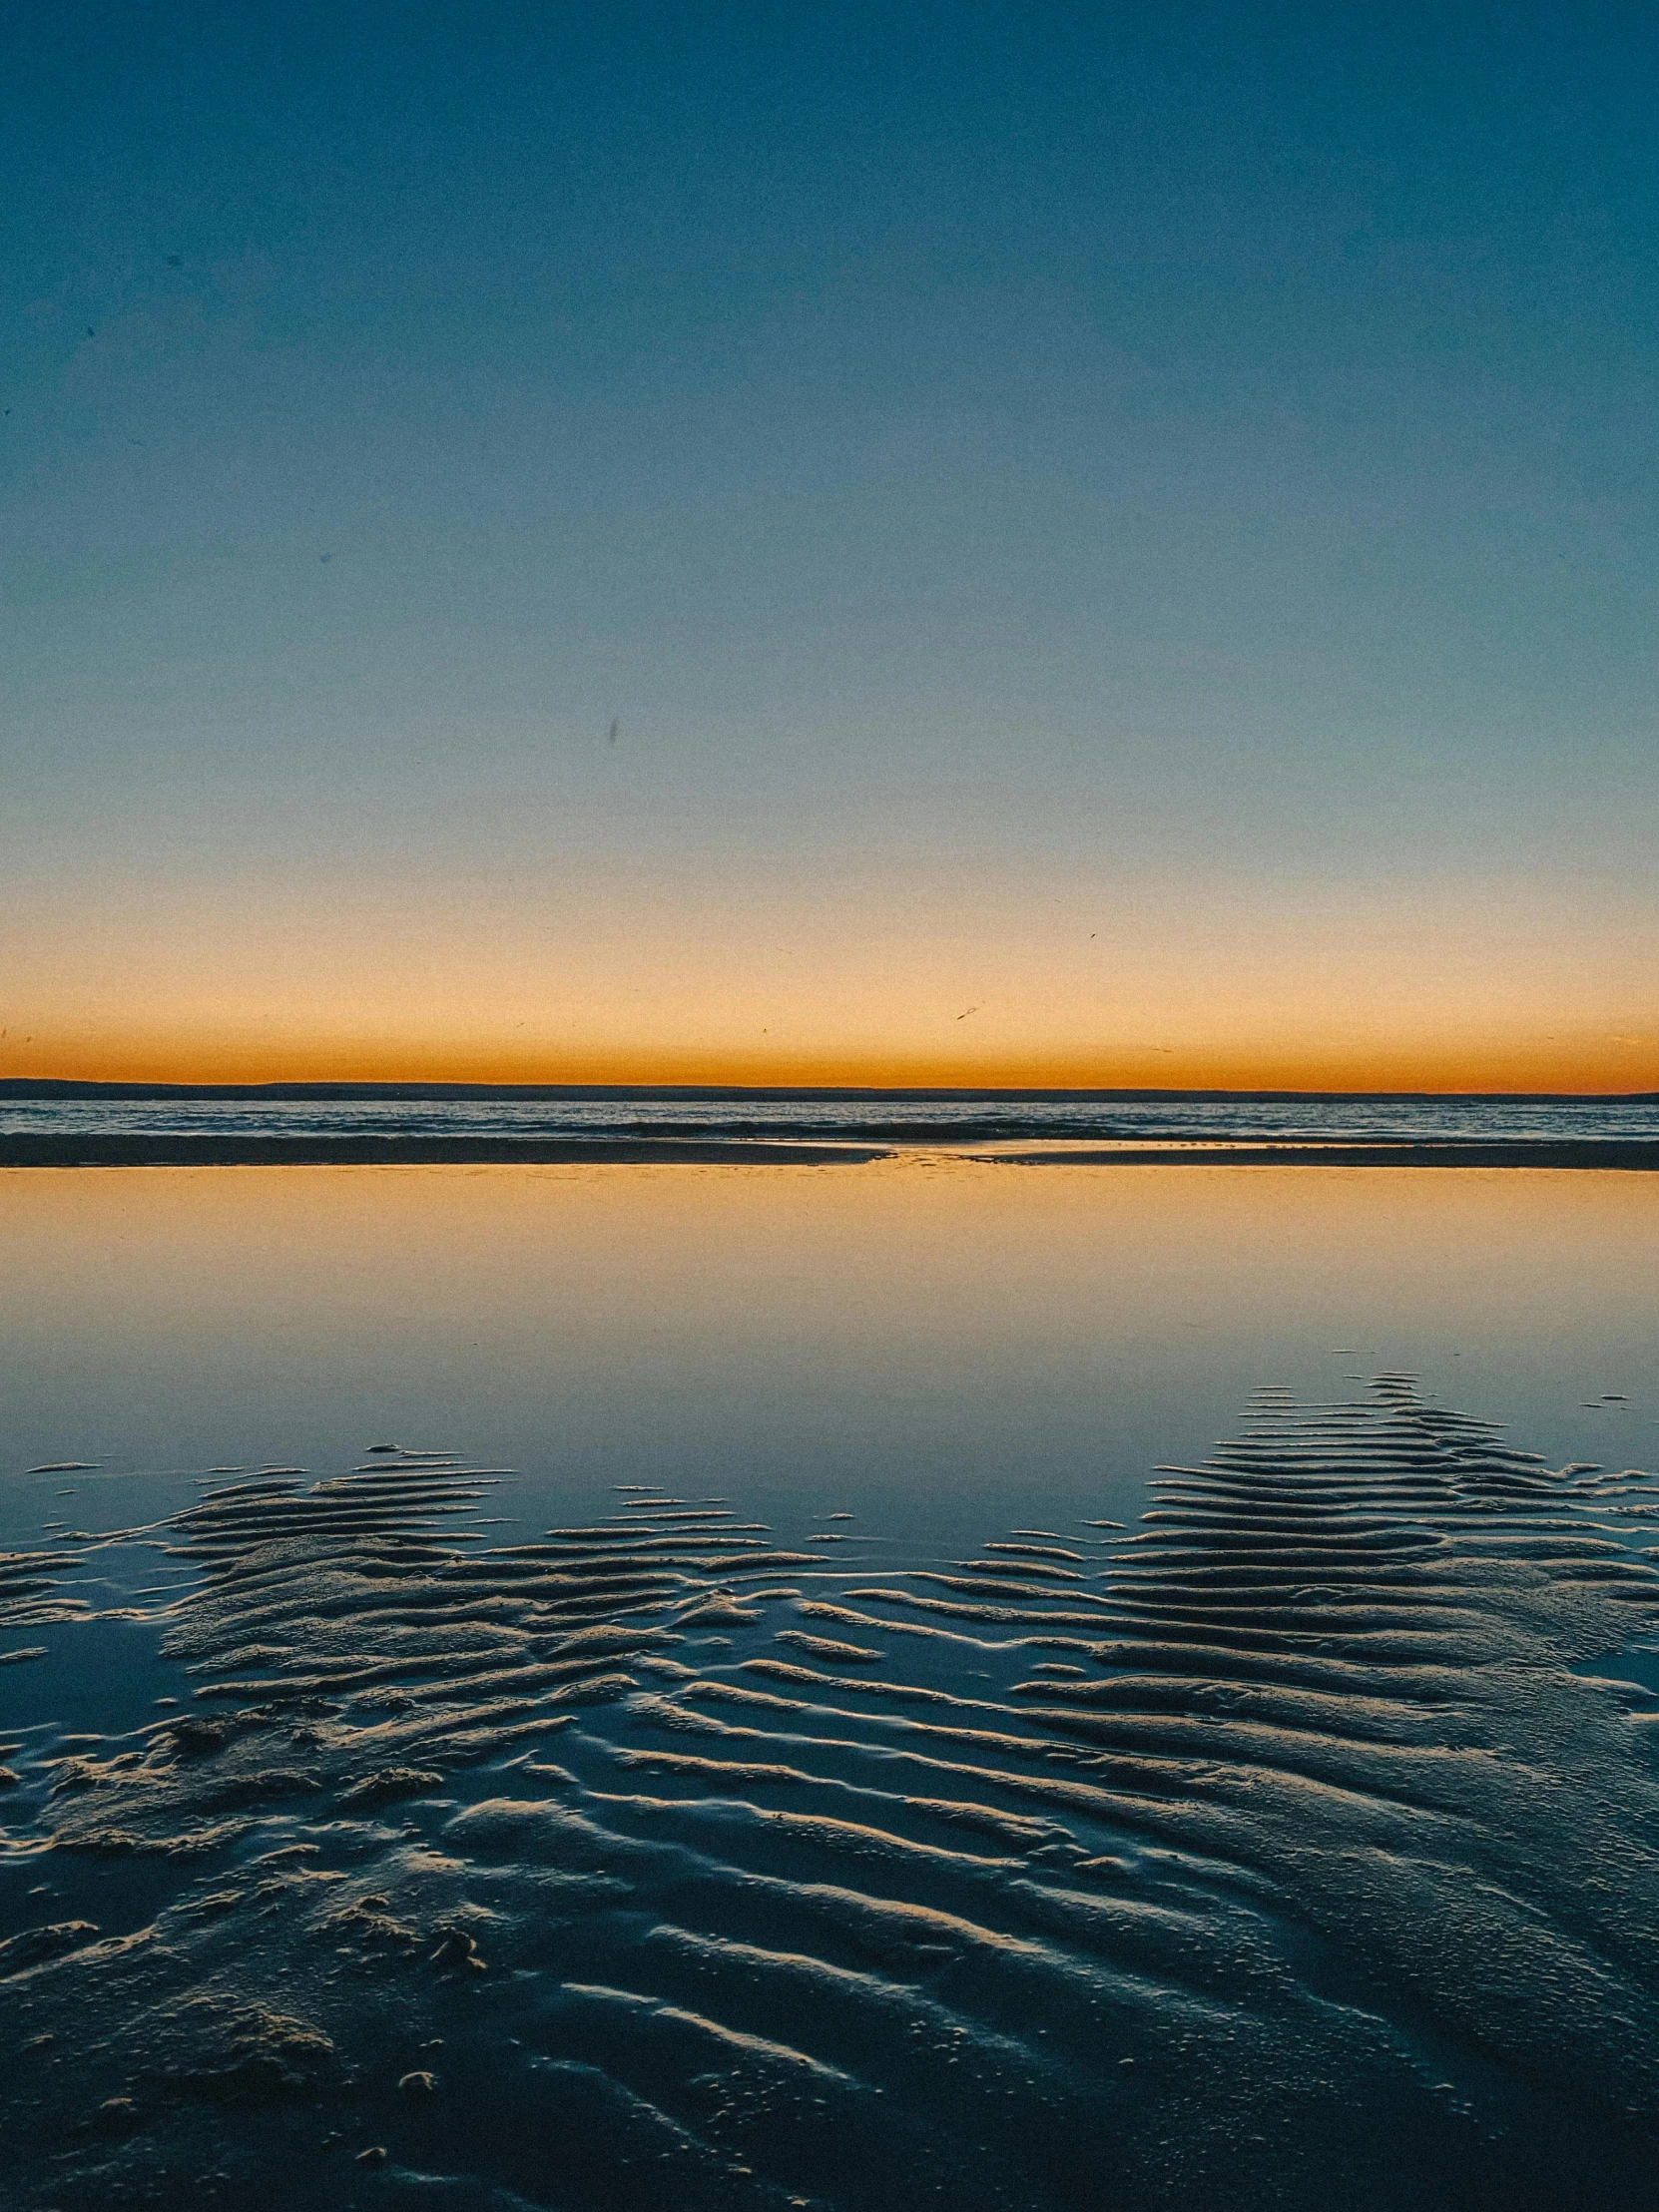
left=3, top=1, right=1656, bottom=1091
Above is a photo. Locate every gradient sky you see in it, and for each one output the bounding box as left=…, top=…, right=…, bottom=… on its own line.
left=4, top=2, right=1656, bottom=1089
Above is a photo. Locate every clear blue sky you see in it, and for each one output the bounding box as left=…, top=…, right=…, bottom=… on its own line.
left=4, top=2, right=1655, bottom=1085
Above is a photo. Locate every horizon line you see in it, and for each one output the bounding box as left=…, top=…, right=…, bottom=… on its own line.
left=5, top=1079, right=1656, bottom=1105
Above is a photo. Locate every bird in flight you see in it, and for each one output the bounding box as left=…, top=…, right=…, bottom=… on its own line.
left=608, top=718, right=620, bottom=744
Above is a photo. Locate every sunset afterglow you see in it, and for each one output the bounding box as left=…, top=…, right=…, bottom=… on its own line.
left=6, top=7, right=1656, bottom=1095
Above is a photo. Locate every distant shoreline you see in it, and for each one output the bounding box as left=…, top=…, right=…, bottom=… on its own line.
left=3, top=1135, right=1658, bottom=1170
left=2, top=1081, right=1656, bottom=1104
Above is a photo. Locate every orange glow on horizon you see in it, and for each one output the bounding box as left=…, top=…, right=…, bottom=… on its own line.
left=7, top=866, right=1654, bottom=1098
left=12, top=1034, right=1658, bottom=1095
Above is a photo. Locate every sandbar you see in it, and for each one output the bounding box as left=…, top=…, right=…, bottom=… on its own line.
left=974, top=1141, right=1659, bottom=1168
left=0, top=1134, right=888, bottom=1168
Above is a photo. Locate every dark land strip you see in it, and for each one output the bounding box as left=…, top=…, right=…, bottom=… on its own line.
left=0, top=1135, right=889, bottom=1168
left=5, top=1135, right=1659, bottom=1168
left=976, top=1140, right=1659, bottom=1169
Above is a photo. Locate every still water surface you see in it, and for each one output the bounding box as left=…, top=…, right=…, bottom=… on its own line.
left=2, top=1159, right=1653, bottom=1531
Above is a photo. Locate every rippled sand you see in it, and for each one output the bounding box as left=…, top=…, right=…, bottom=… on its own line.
left=4, top=1381, right=1659, bottom=2208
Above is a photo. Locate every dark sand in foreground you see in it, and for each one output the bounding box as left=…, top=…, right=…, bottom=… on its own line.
left=6, top=1382, right=1659, bottom=2210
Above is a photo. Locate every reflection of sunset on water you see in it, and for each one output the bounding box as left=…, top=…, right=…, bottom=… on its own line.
left=3, top=1159, right=1653, bottom=1538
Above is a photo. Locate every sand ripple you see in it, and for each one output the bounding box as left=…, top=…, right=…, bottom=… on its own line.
left=5, top=1386, right=1659, bottom=2208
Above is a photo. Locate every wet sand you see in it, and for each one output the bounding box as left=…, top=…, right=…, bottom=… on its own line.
left=0, top=1135, right=888, bottom=1168
left=5, top=1383, right=1659, bottom=2208
left=3, top=1134, right=1658, bottom=1168
left=979, top=1140, right=1659, bottom=1168
left=5, top=1165, right=1658, bottom=2207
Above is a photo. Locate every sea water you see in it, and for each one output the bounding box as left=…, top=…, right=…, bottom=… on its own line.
left=3, top=1082, right=1658, bottom=1148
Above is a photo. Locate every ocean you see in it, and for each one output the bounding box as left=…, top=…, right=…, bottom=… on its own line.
left=4, top=1081, right=1659, bottom=1148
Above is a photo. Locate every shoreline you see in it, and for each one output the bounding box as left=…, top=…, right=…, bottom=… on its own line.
left=2, top=1135, right=1659, bottom=1169
left=973, top=1142, right=1659, bottom=1169
left=0, top=1135, right=888, bottom=1168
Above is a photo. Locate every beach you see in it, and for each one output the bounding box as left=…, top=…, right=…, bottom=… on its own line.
left=3, top=1147, right=1657, bottom=2207
left=14, top=0, right=1656, bottom=2196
